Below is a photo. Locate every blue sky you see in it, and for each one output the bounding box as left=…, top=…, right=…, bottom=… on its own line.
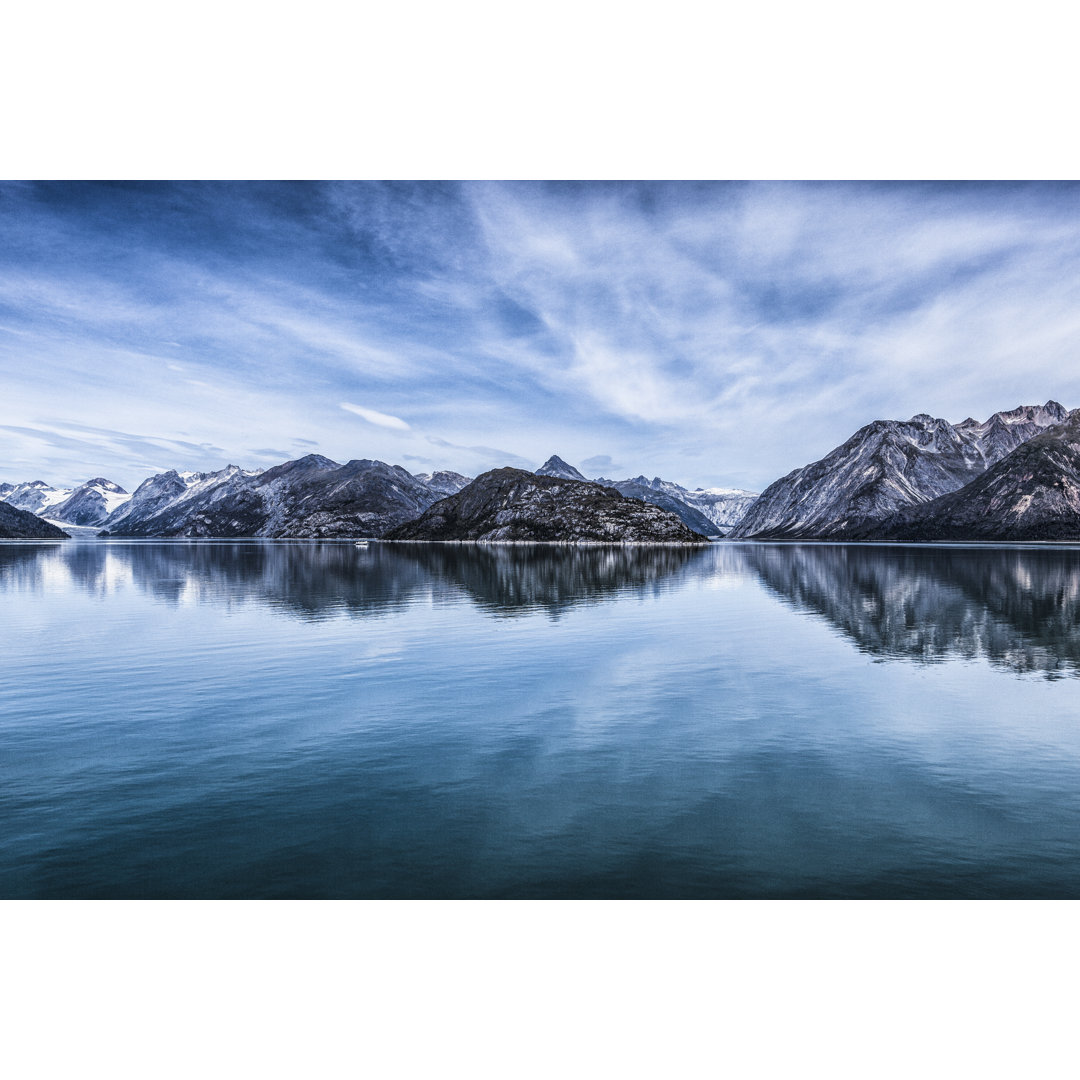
left=2, top=180, right=1080, bottom=492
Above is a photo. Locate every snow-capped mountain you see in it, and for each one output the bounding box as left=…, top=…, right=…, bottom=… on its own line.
left=729, top=400, right=1068, bottom=539
left=2, top=480, right=73, bottom=515
left=45, top=478, right=130, bottom=526
left=103, top=465, right=262, bottom=534
left=535, top=455, right=587, bottom=481
left=387, top=468, right=706, bottom=543
left=599, top=475, right=759, bottom=531
left=411, top=470, right=472, bottom=497
left=103, top=456, right=446, bottom=538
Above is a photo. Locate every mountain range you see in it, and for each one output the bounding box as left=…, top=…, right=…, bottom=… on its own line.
left=866, top=408, right=1080, bottom=541
left=100, top=457, right=448, bottom=538
left=1, top=452, right=754, bottom=541
left=729, top=401, right=1071, bottom=539
left=5, top=399, right=1080, bottom=542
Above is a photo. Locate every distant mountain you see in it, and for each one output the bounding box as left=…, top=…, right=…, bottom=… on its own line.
left=0, top=483, right=13, bottom=498
left=2, top=480, right=72, bottom=516
left=46, top=478, right=130, bottom=526
left=594, top=479, right=718, bottom=536
left=663, top=485, right=760, bottom=531
left=386, top=468, right=707, bottom=543
left=536, top=455, right=587, bottom=481
left=730, top=401, right=1068, bottom=539
left=599, top=474, right=759, bottom=532
left=874, top=408, right=1080, bottom=541
left=412, top=470, right=472, bottom=497
left=0, top=500, right=69, bottom=539
left=103, top=465, right=262, bottom=535
left=103, top=456, right=445, bottom=538
left=534, top=456, right=752, bottom=536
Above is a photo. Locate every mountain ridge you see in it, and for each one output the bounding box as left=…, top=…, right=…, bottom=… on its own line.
left=7, top=399, right=1078, bottom=543
left=865, top=408, right=1080, bottom=541
left=730, top=400, right=1068, bottom=539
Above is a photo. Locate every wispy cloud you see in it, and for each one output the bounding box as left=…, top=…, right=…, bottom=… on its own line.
left=340, top=402, right=411, bottom=430
left=3, top=181, right=1080, bottom=491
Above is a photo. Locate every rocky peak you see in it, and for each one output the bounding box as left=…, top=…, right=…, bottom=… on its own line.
left=536, top=455, right=587, bottom=481
left=83, top=477, right=127, bottom=493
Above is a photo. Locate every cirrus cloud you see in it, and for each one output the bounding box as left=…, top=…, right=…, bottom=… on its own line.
left=339, top=402, right=411, bottom=430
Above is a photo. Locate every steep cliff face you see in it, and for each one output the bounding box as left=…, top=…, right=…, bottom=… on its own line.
left=386, top=468, right=707, bottom=543
left=876, top=409, right=1080, bottom=541
left=730, top=401, right=1067, bottom=539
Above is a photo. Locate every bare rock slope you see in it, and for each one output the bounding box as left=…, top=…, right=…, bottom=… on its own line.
left=386, top=468, right=707, bottom=543
left=874, top=408, right=1080, bottom=541
left=731, top=401, right=1068, bottom=539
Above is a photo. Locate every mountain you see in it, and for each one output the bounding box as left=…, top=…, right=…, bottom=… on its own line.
left=598, top=474, right=759, bottom=532
left=46, top=478, right=130, bottom=526
left=729, top=401, right=1068, bottom=539
left=536, top=455, right=587, bottom=481
left=412, top=470, right=472, bottom=496
left=0, top=500, right=69, bottom=539
left=874, top=408, right=1080, bottom=541
left=2, top=480, right=72, bottom=516
left=953, top=401, right=1071, bottom=462
left=538, top=457, right=750, bottom=536
left=668, top=486, right=760, bottom=530
left=103, top=456, right=444, bottom=538
left=0, top=483, right=13, bottom=498
left=594, top=479, right=718, bottom=536
left=102, top=465, right=261, bottom=535
left=386, top=468, right=707, bottom=543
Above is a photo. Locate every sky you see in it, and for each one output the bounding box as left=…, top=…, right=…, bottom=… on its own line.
left=2, top=180, right=1080, bottom=493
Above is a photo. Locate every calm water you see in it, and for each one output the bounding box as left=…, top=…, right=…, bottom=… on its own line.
left=4, top=539, right=1080, bottom=898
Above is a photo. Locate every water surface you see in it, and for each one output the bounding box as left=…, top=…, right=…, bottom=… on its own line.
left=4, top=540, right=1080, bottom=898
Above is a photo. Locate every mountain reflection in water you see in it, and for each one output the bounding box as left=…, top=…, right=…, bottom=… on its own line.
left=7, top=538, right=1080, bottom=898
left=742, top=543, right=1080, bottom=678
left=0, top=540, right=708, bottom=620
left=6, top=541, right=1080, bottom=675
